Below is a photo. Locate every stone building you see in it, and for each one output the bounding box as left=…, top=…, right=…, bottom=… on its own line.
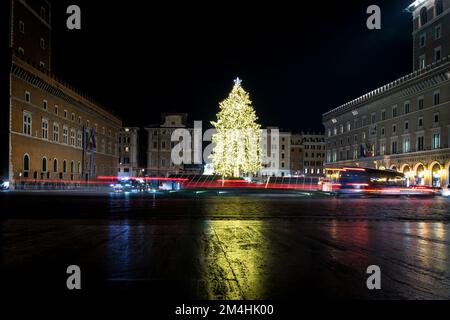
left=290, top=132, right=326, bottom=177
left=323, top=0, right=450, bottom=187
left=3, top=0, right=122, bottom=187
left=118, top=127, right=140, bottom=178
left=145, top=113, right=201, bottom=176
left=260, top=127, right=291, bottom=177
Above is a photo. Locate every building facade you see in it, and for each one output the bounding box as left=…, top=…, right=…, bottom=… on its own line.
left=5, top=0, right=122, bottom=187
left=323, top=0, right=450, bottom=187
left=290, top=132, right=326, bottom=177
left=118, top=127, right=140, bottom=178
left=260, top=127, right=291, bottom=177
left=145, top=113, right=200, bottom=176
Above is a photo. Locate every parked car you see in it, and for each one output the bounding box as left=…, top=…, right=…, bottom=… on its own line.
left=1, top=179, right=10, bottom=191
left=440, top=185, right=450, bottom=197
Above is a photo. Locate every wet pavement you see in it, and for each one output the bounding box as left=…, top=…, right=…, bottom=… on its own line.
left=1, top=191, right=450, bottom=299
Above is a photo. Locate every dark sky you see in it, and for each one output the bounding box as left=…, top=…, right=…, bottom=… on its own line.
left=49, top=0, right=413, bottom=132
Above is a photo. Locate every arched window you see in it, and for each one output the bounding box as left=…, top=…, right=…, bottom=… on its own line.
left=53, top=159, right=58, bottom=173
left=435, top=0, right=443, bottom=15
left=70, top=161, right=74, bottom=174
left=78, top=162, right=81, bottom=174
left=420, top=7, right=428, bottom=26
left=23, top=154, right=30, bottom=177
left=42, top=157, right=47, bottom=172
left=63, top=160, right=67, bottom=173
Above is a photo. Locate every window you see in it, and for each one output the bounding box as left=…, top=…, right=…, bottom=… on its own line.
left=78, top=162, right=81, bottom=174
left=392, top=105, right=397, bottom=118
left=432, top=133, right=441, bottom=149
left=40, top=6, right=46, bottom=19
left=25, top=91, right=31, bottom=103
left=64, top=110, right=68, bottom=119
left=339, top=125, right=344, bottom=134
left=346, top=122, right=351, bottom=131
left=43, top=100, right=48, bottom=110
left=371, top=113, right=376, bottom=124
left=404, top=121, right=409, bottom=131
left=18, top=47, right=25, bottom=55
left=417, top=136, right=424, bottom=151
left=420, top=33, right=426, bottom=48
left=381, top=127, right=385, bottom=136
left=23, top=154, right=30, bottom=177
left=433, top=112, right=439, bottom=124
left=62, top=126, right=68, bottom=144
left=403, top=138, right=410, bottom=153
left=418, top=117, right=424, bottom=128
left=380, top=143, right=386, bottom=156
left=404, top=102, right=410, bottom=114
left=53, top=159, right=58, bottom=173
left=23, top=112, right=32, bottom=135
left=391, top=141, right=398, bottom=154
left=381, top=110, right=386, bottom=121
left=435, top=25, right=442, bottom=40
left=71, top=113, right=75, bottom=121
left=70, top=161, right=74, bottom=174
left=19, top=21, right=25, bottom=33
left=53, top=123, right=59, bottom=142
left=392, top=124, right=397, bottom=134
left=418, top=97, right=424, bottom=110
left=78, top=116, right=81, bottom=124
left=162, top=141, right=166, bottom=149
left=354, top=119, right=358, bottom=129
left=77, top=131, right=82, bottom=147
left=70, top=129, right=75, bottom=145
left=420, top=7, right=428, bottom=26
left=435, top=47, right=442, bottom=62
left=40, top=38, right=45, bottom=49
left=419, top=55, right=426, bottom=69
left=39, top=61, right=45, bottom=69
left=54, top=105, right=59, bottom=115
left=433, top=91, right=440, bottom=105
left=42, top=157, right=47, bottom=173
left=41, top=119, right=48, bottom=139
left=435, top=0, right=443, bottom=15
left=354, top=135, right=358, bottom=143
left=63, top=160, right=67, bottom=173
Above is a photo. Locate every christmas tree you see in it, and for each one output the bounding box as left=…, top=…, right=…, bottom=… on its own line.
left=210, top=78, right=262, bottom=178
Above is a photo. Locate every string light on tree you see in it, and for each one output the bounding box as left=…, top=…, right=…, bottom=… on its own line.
left=210, top=78, right=262, bottom=178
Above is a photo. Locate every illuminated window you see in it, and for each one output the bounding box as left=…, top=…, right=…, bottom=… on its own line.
left=53, top=123, right=59, bottom=142
left=41, top=119, right=48, bottom=140
left=23, top=112, right=32, bottom=135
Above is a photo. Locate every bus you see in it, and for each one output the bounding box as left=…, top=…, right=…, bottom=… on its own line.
left=323, top=167, right=435, bottom=196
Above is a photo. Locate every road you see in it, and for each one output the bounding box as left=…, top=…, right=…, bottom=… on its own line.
left=1, top=191, right=449, bottom=299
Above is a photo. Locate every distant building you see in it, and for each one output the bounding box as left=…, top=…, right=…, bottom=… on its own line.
left=3, top=0, right=121, bottom=187
left=260, top=127, right=291, bottom=177
left=323, top=0, right=450, bottom=187
left=290, top=132, right=326, bottom=177
left=145, top=113, right=201, bottom=176
left=118, top=127, right=139, bottom=178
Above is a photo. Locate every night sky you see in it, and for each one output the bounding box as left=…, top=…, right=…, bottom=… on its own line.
left=32, top=1, right=414, bottom=132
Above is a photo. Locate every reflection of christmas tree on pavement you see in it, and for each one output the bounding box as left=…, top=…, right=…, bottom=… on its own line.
left=210, top=78, right=262, bottom=178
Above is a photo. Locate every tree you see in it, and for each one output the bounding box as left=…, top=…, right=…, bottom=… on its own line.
left=210, top=78, right=262, bottom=178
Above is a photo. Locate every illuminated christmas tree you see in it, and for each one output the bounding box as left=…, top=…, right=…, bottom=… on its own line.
left=210, top=78, right=262, bottom=178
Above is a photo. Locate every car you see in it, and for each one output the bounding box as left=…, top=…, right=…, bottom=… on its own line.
left=441, top=185, right=450, bottom=197
left=1, top=179, right=10, bottom=191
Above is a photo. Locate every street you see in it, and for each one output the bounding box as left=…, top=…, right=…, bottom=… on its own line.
left=1, top=192, right=449, bottom=299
